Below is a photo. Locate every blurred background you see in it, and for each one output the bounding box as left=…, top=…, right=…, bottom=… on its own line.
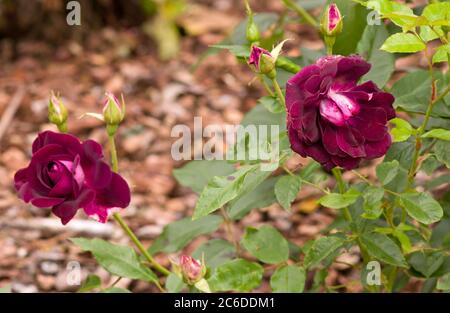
left=0, top=0, right=439, bottom=293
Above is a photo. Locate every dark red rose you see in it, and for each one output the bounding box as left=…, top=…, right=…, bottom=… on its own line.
left=286, top=55, right=395, bottom=170
left=14, top=131, right=130, bottom=224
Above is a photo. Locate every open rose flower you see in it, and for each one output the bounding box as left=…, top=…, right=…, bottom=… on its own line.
left=14, top=131, right=130, bottom=224
left=286, top=55, right=395, bottom=170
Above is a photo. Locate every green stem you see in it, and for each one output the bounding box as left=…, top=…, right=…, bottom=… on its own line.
left=272, top=78, right=286, bottom=107
left=282, top=0, right=318, bottom=27
left=57, top=123, right=68, bottom=133
left=108, top=131, right=170, bottom=279
left=259, top=75, right=274, bottom=97
left=282, top=165, right=329, bottom=194
left=220, top=208, right=242, bottom=256
left=113, top=213, right=170, bottom=277
left=108, top=135, right=119, bottom=173
left=332, top=167, right=375, bottom=291
left=331, top=168, right=352, bottom=222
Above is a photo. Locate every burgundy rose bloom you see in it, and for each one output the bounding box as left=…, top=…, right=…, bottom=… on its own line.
left=14, top=131, right=130, bottom=224
left=248, top=46, right=271, bottom=70
left=286, top=55, right=395, bottom=170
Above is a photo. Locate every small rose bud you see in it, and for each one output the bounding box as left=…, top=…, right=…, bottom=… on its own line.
left=48, top=92, right=68, bottom=132
left=245, top=0, right=260, bottom=43
left=102, top=92, right=125, bottom=126
left=321, top=3, right=343, bottom=37
left=180, top=255, right=205, bottom=284
left=248, top=45, right=276, bottom=78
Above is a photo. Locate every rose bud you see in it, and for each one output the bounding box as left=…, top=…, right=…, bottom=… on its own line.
left=48, top=92, right=68, bottom=132
left=321, top=3, right=343, bottom=37
left=180, top=255, right=205, bottom=284
left=245, top=0, right=260, bottom=43
left=102, top=92, right=125, bottom=127
left=14, top=131, right=131, bottom=224
left=248, top=45, right=273, bottom=72
left=286, top=55, right=395, bottom=170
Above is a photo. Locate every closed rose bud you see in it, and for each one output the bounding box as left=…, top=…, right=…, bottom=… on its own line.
left=180, top=255, right=204, bottom=283
left=102, top=92, right=125, bottom=127
left=248, top=45, right=276, bottom=78
left=245, top=0, right=260, bottom=43
left=48, top=92, right=68, bottom=131
left=321, top=3, right=343, bottom=37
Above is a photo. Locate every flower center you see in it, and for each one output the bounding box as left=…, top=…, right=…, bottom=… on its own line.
left=319, top=88, right=360, bottom=126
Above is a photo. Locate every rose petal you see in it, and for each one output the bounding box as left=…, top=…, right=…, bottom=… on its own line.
left=336, top=125, right=366, bottom=158
left=364, top=133, right=392, bottom=159
left=80, top=140, right=112, bottom=189
left=32, top=131, right=82, bottom=155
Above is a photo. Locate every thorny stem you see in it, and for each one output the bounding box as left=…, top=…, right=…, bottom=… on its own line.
left=108, top=132, right=171, bottom=281
left=282, top=0, right=318, bottom=27
left=407, top=42, right=450, bottom=185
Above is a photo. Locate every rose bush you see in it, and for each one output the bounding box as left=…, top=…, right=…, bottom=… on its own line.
left=286, top=55, right=395, bottom=170
left=14, top=131, right=130, bottom=224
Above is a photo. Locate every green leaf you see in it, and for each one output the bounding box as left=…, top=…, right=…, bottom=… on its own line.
left=71, top=238, right=157, bottom=283
left=419, top=3, right=450, bottom=42
left=408, top=251, right=444, bottom=278
left=192, top=239, right=236, bottom=270
left=330, top=0, right=368, bottom=55
left=210, top=44, right=250, bottom=58
left=399, top=193, right=443, bottom=225
left=270, top=265, right=306, bottom=293
left=228, top=177, right=277, bottom=220
left=258, top=96, right=285, bottom=114
left=360, top=232, right=408, bottom=267
left=78, top=274, right=101, bottom=292
left=437, top=273, right=450, bottom=291
left=433, top=44, right=450, bottom=64
left=434, top=141, right=450, bottom=168
left=173, top=160, right=235, bottom=193
left=149, top=215, right=222, bottom=254
left=166, top=273, right=186, bottom=293
left=356, top=23, right=394, bottom=87
left=422, top=128, right=450, bottom=141
left=241, top=225, right=289, bottom=264
left=361, top=186, right=385, bottom=219
left=303, top=236, right=345, bottom=269
left=376, top=160, right=399, bottom=185
left=0, top=285, right=11, bottom=293
left=193, top=165, right=271, bottom=219
left=192, top=165, right=255, bottom=218
left=274, top=175, right=302, bottom=210
left=362, top=0, right=414, bottom=27
left=102, top=287, right=131, bottom=293
left=393, top=228, right=412, bottom=254
left=208, top=259, right=263, bottom=292
left=390, top=70, right=450, bottom=119
left=381, top=33, right=426, bottom=53
left=390, top=118, right=414, bottom=142
left=318, top=189, right=361, bottom=209
left=384, top=141, right=414, bottom=173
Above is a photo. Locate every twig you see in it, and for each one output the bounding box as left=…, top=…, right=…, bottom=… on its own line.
left=0, top=86, right=26, bottom=143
